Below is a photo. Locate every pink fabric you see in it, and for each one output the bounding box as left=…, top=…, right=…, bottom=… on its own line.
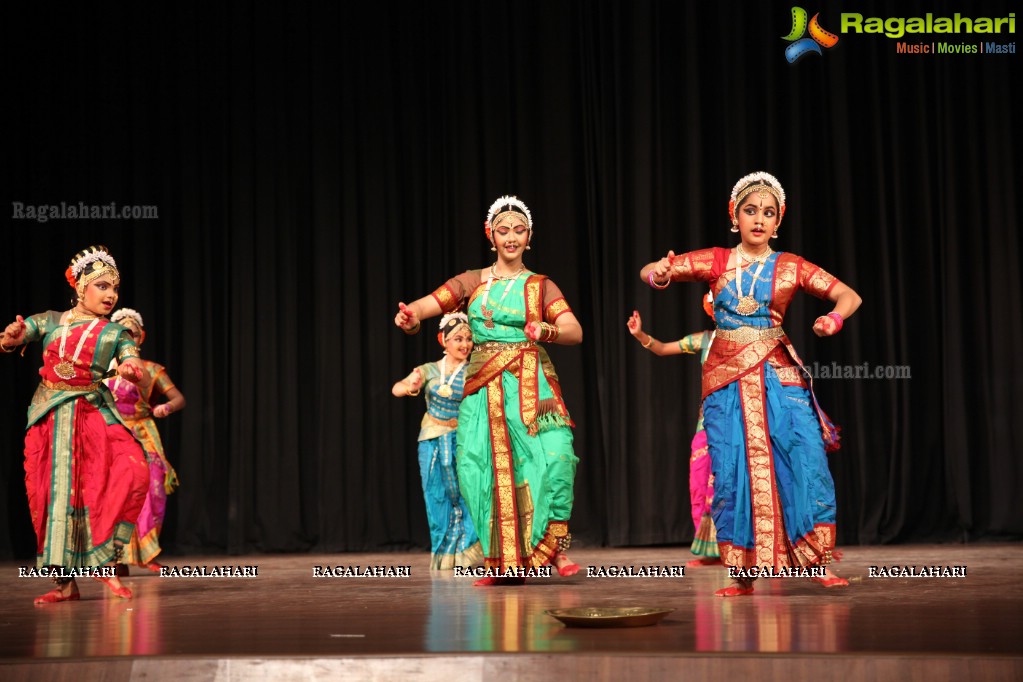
left=689, top=430, right=713, bottom=530
left=137, top=457, right=168, bottom=542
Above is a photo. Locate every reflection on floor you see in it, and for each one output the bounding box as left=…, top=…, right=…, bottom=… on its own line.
left=1, top=545, right=1020, bottom=680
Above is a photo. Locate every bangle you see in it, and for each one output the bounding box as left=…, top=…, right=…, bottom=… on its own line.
left=405, top=382, right=421, bottom=397
left=826, top=312, right=844, bottom=332
left=538, top=322, right=560, bottom=343
left=642, top=336, right=654, bottom=349
left=0, top=340, right=13, bottom=353
left=402, top=320, right=421, bottom=335
left=647, top=271, right=670, bottom=290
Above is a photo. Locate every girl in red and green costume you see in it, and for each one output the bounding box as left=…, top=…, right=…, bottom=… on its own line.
left=1, top=245, right=149, bottom=604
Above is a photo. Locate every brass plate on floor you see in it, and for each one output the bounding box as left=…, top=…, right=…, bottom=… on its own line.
left=545, top=607, right=674, bottom=628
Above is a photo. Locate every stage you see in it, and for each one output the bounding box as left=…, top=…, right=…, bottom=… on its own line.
left=1, top=544, right=1020, bottom=680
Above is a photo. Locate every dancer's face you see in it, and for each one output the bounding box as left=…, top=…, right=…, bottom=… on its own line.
left=491, top=213, right=530, bottom=264
left=444, top=328, right=473, bottom=362
left=80, top=276, right=119, bottom=316
left=736, top=191, right=780, bottom=248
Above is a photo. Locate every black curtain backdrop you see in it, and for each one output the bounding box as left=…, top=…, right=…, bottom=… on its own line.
left=1, top=0, right=1019, bottom=560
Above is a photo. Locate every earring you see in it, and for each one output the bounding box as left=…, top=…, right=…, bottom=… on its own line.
left=771, top=231, right=779, bottom=239
left=730, top=223, right=739, bottom=233
left=490, top=245, right=497, bottom=252
left=525, top=245, right=531, bottom=250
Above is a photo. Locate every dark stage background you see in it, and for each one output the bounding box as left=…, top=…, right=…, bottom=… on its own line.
left=1, top=0, right=1019, bottom=560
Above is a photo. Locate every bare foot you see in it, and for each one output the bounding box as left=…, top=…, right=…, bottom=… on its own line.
left=553, top=553, right=580, bottom=577
left=34, top=579, right=81, bottom=605
left=93, top=575, right=133, bottom=599
left=714, top=578, right=755, bottom=597
left=686, top=557, right=721, bottom=568
left=811, top=566, right=849, bottom=588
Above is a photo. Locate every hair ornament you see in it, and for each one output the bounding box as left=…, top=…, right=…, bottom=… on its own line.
left=111, top=308, right=144, bottom=328
left=70, top=247, right=118, bottom=280
left=728, top=171, right=787, bottom=222
left=439, top=312, right=469, bottom=329
left=437, top=311, right=471, bottom=347
left=484, top=195, right=534, bottom=237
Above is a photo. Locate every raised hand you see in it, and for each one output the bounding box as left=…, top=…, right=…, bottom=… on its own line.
left=2, top=315, right=27, bottom=345
left=395, top=302, right=420, bottom=331
left=118, top=362, right=145, bottom=383
left=627, top=310, right=643, bottom=336
left=407, top=367, right=423, bottom=392
left=813, top=315, right=838, bottom=337
left=652, top=250, right=676, bottom=281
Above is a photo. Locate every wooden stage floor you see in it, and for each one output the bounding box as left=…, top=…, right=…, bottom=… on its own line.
left=1, top=544, right=1020, bottom=680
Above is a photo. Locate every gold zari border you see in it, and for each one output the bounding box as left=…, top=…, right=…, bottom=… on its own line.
left=483, top=520, right=570, bottom=571
left=669, top=248, right=716, bottom=282
left=473, top=340, right=536, bottom=353
left=771, top=257, right=799, bottom=325
left=485, top=376, right=523, bottom=570
left=431, top=284, right=460, bottom=313
left=715, top=325, right=785, bottom=345
left=804, top=265, right=838, bottom=299
left=544, top=298, right=571, bottom=322
left=42, top=379, right=100, bottom=393
left=719, top=523, right=837, bottom=570
left=739, top=370, right=781, bottom=568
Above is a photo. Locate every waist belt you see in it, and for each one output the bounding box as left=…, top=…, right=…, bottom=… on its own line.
left=424, top=413, right=458, bottom=429
left=471, top=340, right=537, bottom=354
left=714, top=326, right=785, bottom=345
left=42, top=379, right=101, bottom=392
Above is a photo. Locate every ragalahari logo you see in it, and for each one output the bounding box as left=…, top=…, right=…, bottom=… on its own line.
left=782, top=7, right=839, bottom=62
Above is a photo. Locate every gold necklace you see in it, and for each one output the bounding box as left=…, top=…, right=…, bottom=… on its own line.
left=490, top=264, right=524, bottom=280
left=54, top=311, right=101, bottom=380
left=435, top=355, right=466, bottom=398
left=736, top=243, right=772, bottom=264
left=733, top=247, right=771, bottom=316
left=481, top=266, right=524, bottom=329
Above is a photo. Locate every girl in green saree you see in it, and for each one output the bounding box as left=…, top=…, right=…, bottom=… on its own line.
left=395, top=196, right=583, bottom=585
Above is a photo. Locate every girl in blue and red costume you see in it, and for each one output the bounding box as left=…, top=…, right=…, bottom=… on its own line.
left=640, top=172, right=861, bottom=596
left=392, top=312, right=483, bottom=570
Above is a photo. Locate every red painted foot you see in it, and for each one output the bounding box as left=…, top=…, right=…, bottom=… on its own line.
left=554, top=554, right=580, bottom=577
left=34, top=587, right=81, bottom=605
left=686, top=557, right=721, bottom=568
left=714, top=583, right=755, bottom=597
left=93, top=576, right=133, bottom=599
